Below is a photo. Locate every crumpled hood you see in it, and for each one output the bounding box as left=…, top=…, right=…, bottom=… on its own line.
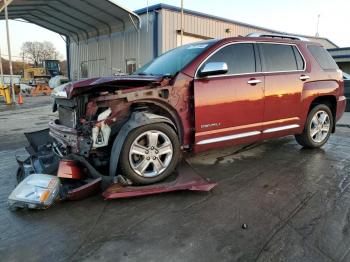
left=61, top=75, right=165, bottom=98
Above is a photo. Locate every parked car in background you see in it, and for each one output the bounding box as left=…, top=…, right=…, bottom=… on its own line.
left=343, top=72, right=350, bottom=111
left=51, top=33, right=346, bottom=185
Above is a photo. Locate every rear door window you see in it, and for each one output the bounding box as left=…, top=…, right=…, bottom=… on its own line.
left=308, top=45, right=338, bottom=70
left=292, top=46, right=305, bottom=70
left=259, top=43, right=301, bottom=72
left=202, top=43, right=256, bottom=75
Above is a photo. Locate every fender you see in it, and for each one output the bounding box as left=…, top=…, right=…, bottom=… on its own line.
left=299, top=80, right=339, bottom=131
left=109, top=111, right=176, bottom=178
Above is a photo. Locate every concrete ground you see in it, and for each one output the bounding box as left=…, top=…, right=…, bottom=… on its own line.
left=338, top=112, right=350, bottom=127
left=1, top=97, right=350, bottom=262
left=0, top=95, right=53, bottom=112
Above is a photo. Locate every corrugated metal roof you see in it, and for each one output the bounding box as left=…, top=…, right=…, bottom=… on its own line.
left=0, top=0, right=141, bottom=41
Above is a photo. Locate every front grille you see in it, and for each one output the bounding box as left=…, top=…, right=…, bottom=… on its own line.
left=55, top=97, right=86, bottom=128
left=76, top=97, right=86, bottom=119
left=58, top=106, right=76, bottom=128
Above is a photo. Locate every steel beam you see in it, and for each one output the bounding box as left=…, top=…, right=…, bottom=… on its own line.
left=4, top=0, right=15, bottom=104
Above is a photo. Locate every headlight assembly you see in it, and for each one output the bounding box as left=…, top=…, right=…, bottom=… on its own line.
left=8, top=174, right=61, bottom=210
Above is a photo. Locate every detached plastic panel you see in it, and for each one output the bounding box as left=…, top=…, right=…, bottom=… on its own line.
left=103, top=161, right=217, bottom=200
left=66, top=178, right=102, bottom=201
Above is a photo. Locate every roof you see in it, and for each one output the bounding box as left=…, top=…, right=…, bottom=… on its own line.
left=328, top=47, right=350, bottom=62
left=328, top=47, right=350, bottom=52
left=0, top=0, right=141, bottom=42
left=135, top=3, right=281, bottom=34
left=135, top=3, right=338, bottom=49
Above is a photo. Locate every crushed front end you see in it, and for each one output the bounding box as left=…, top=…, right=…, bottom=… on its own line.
left=50, top=96, right=92, bottom=157
left=48, top=75, right=168, bottom=176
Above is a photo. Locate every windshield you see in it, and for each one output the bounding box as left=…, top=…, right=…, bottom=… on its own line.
left=134, top=39, right=218, bottom=76
left=45, top=60, right=59, bottom=71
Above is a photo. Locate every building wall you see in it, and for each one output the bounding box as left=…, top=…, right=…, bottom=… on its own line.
left=159, top=9, right=272, bottom=53
left=328, top=48, right=350, bottom=74
left=328, top=48, right=350, bottom=58
left=69, top=14, right=154, bottom=81
left=68, top=6, right=339, bottom=80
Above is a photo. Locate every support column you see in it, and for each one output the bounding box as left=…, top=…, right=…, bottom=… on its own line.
left=0, top=43, right=4, bottom=85
left=180, top=0, right=184, bottom=46
left=4, top=0, right=16, bottom=104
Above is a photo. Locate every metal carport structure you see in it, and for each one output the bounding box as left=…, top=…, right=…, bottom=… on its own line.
left=0, top=0, right=141, bottom=103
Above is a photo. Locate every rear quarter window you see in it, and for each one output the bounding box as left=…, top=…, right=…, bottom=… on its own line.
left=308, top=45, right=338, bottom=70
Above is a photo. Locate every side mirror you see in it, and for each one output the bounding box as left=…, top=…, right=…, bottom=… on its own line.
left=199, top=62, right=228, bottom=77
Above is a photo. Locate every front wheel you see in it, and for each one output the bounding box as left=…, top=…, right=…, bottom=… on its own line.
left=119, top=123, right=180, bottom=185
left=295, top=104, right=333, bottom=148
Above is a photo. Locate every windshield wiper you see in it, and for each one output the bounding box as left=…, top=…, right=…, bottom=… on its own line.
left=136, top=72, right=155, bottom=76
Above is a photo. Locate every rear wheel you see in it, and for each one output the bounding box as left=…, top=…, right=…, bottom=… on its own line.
left=120, top=123, right=180, bottom=185
left=295, top=104, right=333, bottom=148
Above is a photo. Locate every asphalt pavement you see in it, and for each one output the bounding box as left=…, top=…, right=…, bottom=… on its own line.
left=1, top=98, right=350, bottom=262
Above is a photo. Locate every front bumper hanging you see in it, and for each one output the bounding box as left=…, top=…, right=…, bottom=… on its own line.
left=11, top=128, right=217, bottom=210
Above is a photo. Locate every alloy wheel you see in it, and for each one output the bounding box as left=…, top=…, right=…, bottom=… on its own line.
left=309, top=110, right=331, bottom=143
left=129, top=130, right=173, bottom=178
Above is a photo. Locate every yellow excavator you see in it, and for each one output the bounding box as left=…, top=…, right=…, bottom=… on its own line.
left=22, top=60, right=61, bottom=96
left=23, top=60, right=61, bottom=83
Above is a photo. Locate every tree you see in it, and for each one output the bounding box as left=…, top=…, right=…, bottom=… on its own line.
left=1, top=58, right=29, bottom=75
left=21, top=41, right=60, bottom=66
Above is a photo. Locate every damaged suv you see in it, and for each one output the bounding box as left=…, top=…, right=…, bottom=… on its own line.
left=51, top=33, right=346, bottom=185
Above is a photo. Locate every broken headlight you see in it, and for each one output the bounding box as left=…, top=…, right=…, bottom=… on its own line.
left=52, top=83, right=69, bottom=98
left=8, top=174, right=61, bottom=210
left=92, top=108, right=112, bottom=148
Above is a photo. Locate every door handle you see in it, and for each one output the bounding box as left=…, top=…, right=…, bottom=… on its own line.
left=247, top=79, right=262, bottom=85
left=300, top=75, right=310, bottom=81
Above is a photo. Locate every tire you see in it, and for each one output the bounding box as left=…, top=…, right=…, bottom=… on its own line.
left=295, top=104, right=333, bottom=148
left=119, top=123, right=181, bottom=185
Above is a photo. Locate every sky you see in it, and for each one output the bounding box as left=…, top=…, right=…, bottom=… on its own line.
left=0, top=0, right=349, bottom=61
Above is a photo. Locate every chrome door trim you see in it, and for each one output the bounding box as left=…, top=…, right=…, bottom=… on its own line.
left=196, top=131, right=261, bottom=145
left=194, top=41, right=307, bottom=79
left=196, top=124, right=301, bottom=145
left=263, top=124, right=300, bottom=133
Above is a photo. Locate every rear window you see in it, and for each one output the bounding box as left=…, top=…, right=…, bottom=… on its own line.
left=308, top=45, right=338, bottom=70
left=259, top=44, right=301, bottom=72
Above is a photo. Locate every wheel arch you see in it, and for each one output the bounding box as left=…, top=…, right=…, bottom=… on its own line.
left=308, top=95, right=337, bottom=132
left=130, top=100, right=184, bottom=144
left=109, top=111, right=180, bottom=178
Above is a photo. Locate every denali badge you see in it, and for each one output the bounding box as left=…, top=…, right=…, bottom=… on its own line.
left=201, top=123, right=221, bottom=129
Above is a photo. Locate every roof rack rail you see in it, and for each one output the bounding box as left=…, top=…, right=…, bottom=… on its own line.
left=246, top=33, right=310, bottom=42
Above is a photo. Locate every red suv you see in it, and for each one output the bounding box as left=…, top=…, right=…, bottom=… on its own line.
left=51, top=33, right=346, bottom=184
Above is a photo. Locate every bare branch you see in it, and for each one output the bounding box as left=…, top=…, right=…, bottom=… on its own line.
left=21, top=41, right=61, bottom=66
